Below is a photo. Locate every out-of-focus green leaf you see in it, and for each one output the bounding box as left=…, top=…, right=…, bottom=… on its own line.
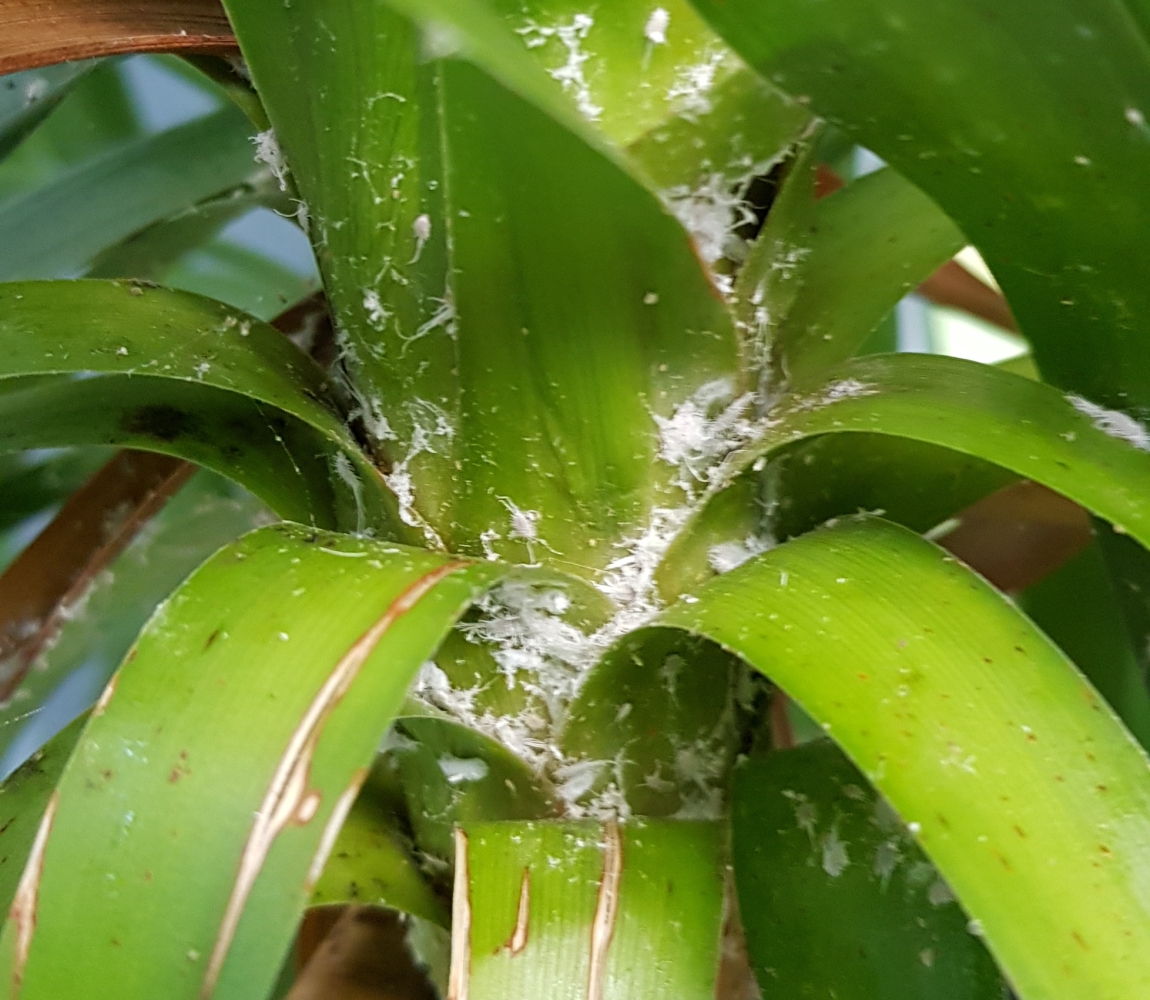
left=0, top=470, right=271, bottom=774
left=0, top=526, right=507, bottom=1000
left=739, top=165, right=965, bottom=387
left=0, top=715, right=84, bottom=918
left=689, top=0, right=1150, bottom=410
left=0, top=105, right=262, bottom=281
left=158, top=235, right=319, bottom=323
left=0, top=281, right=396, bottom=534
left=461, top=818, right=724, bottom=1000
left=660, top=516, right=1150, bottom=1000
left=0, top=61, right=140, bottom=201
left=222, top=0, right=738, bottom=570
left=0, top=448, right=112, bottom=538
left=0, top=61, right=95, bottom=160
left=1022, top=537, right=1150, bottom=750
left=732, top=740, right=1003, bottom=999
left=86, top=185, right=291, bottom=286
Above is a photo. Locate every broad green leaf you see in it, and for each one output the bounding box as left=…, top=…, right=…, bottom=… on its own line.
left=0, top=716, right=84, bottom=919
left=0, top=525, right=507, bottom=1000
left=0, top=105, right=263, bottom=281
left=486, top=0, right=737, bottom=146
left=558, top=628, right=747, bottom=818
left=732, top=740, right=1003, bottom=999
left=688, top=0, right=1150, bottom=409
left=460, top=818, right=724, bottom=1000
left=659, top=431, right=1017, bottom=607
left=222, top=0, right=738, bottom=569
left=1022, top=538, right=1150, bottom=750
left=739, top=164, right=966, bottom=387
left=660, top=516, right=1150, bottom=1000
left=0, top=61, right=94, bottom=160
left=0, top=281, right=396, bottom=534
left=668, top=353, right=1150, bottom=598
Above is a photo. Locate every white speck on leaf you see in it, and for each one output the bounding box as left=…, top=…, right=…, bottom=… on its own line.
left=438, top=754, right=490, bottom=785
left=409, top=213, right=432, bottom=263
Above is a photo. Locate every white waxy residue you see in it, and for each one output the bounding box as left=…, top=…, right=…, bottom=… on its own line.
left=1067, top=394, right=1150, bottom=451
left=517, top=14, right=603, bottom=120
left=665, top=48, right=726, bottom=120
left=252, top=129, right=290, bottom=191
left=644, top=8, right=670, bottom=45
left=438, top=754, right=490, bottom=785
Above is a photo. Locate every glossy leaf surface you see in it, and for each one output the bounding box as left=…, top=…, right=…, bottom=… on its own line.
left=690, top=0, right=1150, bottom=408
left=669, top=353, right=1150, bottom=598
left=661, top=517, right=1150, bottom=1000
left=460, top=819, right=724, bottom=1000
left=740, top=164, right=965, bottom=387
left=0, top=281, right=394, bottom=533
left=222, top=0, right=738, bottom=568
left=0, top=525, right=504, bottom=1000
left=732, top=740, right=1003, bottom=999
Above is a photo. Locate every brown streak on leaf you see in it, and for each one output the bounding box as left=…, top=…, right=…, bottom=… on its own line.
left=0, top=451, right=194, bottom=705
left=587, top=820, right=622, bottom=1000
left=447, top=828, right=471, bottom=1000
left=9, top=790, right=58, bottom=997
left=91, top=673, right=120, bottom=718
left=503, top=868, right=530, bottom=956
left=304, top=767, right=368, bottom=893
left=199, top=560, right=469, bottom=999
left=0, top=0, right=237, bottom=75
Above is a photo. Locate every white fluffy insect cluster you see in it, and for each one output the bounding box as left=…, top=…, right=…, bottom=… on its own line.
left=251, top=129, right=290, bottom=192
left=1067, top=394, right=1150, bottom=451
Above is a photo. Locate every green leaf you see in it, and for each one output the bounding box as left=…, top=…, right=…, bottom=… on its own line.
left=222, top=0, right=739, bottom=569
left=668, top=353, right=1150, bottom=597
left=0, top=470, right=270, bottom=772
left=0, top=525, right=507, bottom=1000
left=659, top=516, right=1150, bottom=1000
left=0, top=61, right=140, bottom=202
left=739, top=164, right=966, bottom=387
left=0, top=280, right=395, bottom=534
left=558, top=628, right=748, bottom=818
left=0, top=105, right=263, bottom=281
left=0, top=61, right=95, bottom=160
left=1020, top=538, right=1150, bottom=750
left=732, top=740, right=1003, bottom=999
left=0, top=716, right=84, bottom=919
left=309, top=754, right=450, bottom=927
left=688, top=0, right=1150, bottom=409
left=386, top=714, right=558, bottom=863
left=459, top=818, right=724, bottom=1000
left=483, top=0, right=738, bottom=146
